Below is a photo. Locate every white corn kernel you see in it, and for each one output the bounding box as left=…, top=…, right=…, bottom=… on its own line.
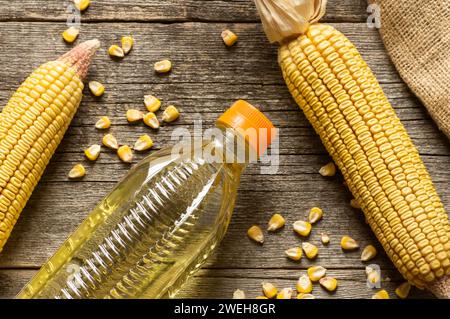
left=267, top=213, right=285, bottom=231
left=144, top=95, right=161, bottom=113
left=293, top=220, right=312, bottom=237
left=134, top=134, right=154, bottom=151
left=162, top=105, right=180, bottom=123
left=308, top=207, right=323, bottom=224
left=143, top=112, right=160, bottom=129
left=95, top=116, right=111, bottom=129
left=68, top=164, right=85, bottom=179
left=154, top=59, right=172, bottom=73
left=84, top=144, right=101, bottom=161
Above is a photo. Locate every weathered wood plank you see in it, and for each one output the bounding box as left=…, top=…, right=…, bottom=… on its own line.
left=0, top=22, right=403, bottom=88
left=0, top=0, right=368, bottom=23
left=0, top=268, right=433, bottom=299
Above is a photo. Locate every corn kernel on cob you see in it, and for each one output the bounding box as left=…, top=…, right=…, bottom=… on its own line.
left=0, top=40, right=99, bottom=251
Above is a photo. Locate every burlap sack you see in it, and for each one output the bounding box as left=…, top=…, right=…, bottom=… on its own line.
left=370, top=0, right=450, bottom=139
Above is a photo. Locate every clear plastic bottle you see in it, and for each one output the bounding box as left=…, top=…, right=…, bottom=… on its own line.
left=18, top=100, right=275, bottom=299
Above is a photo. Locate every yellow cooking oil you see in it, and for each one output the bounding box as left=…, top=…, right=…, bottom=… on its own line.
left=17, top=100, right=275, bottom=299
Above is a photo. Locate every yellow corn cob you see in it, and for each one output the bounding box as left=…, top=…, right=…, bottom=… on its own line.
left=0, top=40, right=99, bottom=252
left=277, top=23, right=449, bottom=295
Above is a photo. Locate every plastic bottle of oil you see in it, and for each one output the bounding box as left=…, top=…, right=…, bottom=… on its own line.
left=18, top=100, right=276, bottom=299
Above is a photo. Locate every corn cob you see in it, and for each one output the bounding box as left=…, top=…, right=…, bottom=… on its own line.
left=0, top=40, right=99, bottom=252
left=275, top=23, right=449, bottom=295
left=255, top=0, right=449, bottom=296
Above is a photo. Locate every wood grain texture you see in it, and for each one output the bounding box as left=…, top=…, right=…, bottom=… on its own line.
left=0, top=0, right=449, bottom=299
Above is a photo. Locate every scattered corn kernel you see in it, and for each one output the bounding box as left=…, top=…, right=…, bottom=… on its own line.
left=372, top=289, right=390, bottom=299
left=296, top=275, right=313, bottom=293
left=134, top=134, right=154, bottom=151
left=302, top=242, right=319, bottom=259
left=321, top=233, right=330, bottom=245
left=340, top=235, right=359, bottom=250
left=308, top=207, right=323, bottom=224
left=117, top=145, right=133, bottom=163
left=68, top=164, right=86, bottom=179
left=62, top=27, right=79, bottom=43
left=350, top=198, right=361, bottom=209
left=297, top=293, right=315, bottom=299
left=247, top=225, right=264, bottom=244
left=144, top=95, right=161, bottom=113
left=293, top=220, right=312, bottom=237
left=395, top=282, right=411, bottom=299
left=126, top=109, right=143, bottom=123
left=108, top=45, right=125, bottom=58
left=121, top=36, right=134, bottom=54
left=319, top=277, right=338, bottom=292
left=361, top=244, right=377, bottom=261
left=307, top=266, right=327, bottom=282
left=365, top=265, right=381, bottom=285
left=276, top=288, right=293, bottom=299
left=221, top=29, right=238, bottom=46
left=154, top=59, right=172, bottom=73
left=162, top=105, right=180, bottom=123
left=261, top=282, right=277, bottom=299
left=255, top=296, right=268, bottom=299
left=284, top=247, right=302, bottom=261
left=319, top=162, right=336, bottom=177
left=95, top=116, right=111, bottom=129
left=102, top=133, right=119, bottom=150
left=267, top=213, right=285, bottom=231
left=88, top=81, right=105, bottom=97
left=143, top=112, right=160, bottom=129
left=84, top=144, right=101, bottom=161
left=74, top=0, right=90, bottom=11
left=233, top=289, right=246, bottom=299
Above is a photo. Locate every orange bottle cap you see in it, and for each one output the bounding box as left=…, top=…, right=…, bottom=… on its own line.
left=216, top=100, right=276, bottom=157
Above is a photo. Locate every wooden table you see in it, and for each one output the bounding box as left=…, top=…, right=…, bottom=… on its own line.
left=0, top=0, right=448, bottom=299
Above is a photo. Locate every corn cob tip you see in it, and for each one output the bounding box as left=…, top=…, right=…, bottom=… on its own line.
left=58, top=39, right=101, bottom=80
left=426, top=276, right=450, bottom=299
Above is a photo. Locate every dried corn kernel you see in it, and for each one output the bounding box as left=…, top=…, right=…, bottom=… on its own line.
left=365, top=266, right=381, bottom=285
left=308, top=207, right=323, bottom=224
left=221, top=29, right=238, bottom=46
left=154, top=59, right=172, bottom=73
left=95, top=116, right=111, bottom=129
left=74, top=0, right=90, bottom=11
left=108, top=45, right=125, bottom=58
left=276, top=288, right=293, bottom=299
left=117, top=145, right=133, bottom=163
left=255, top=296, right=268, bottom=299
left=307, top=266, right=327, bottom=282
left=297, top=293, right=315, bottom=299
left=340, top=235, right=359, bottom=250
left=267, top=213, right=285, bottom=231
left=319, top=162, right=336, bottom=177
left=68, top=164, right=85, bottom=179
left=302, top=242, right=319, bottom=259
left=293, top=220, right=311, bottom=237
left=285, top=247, right=302, bottom=261
left=102, top=133, right=119, bottom=150
left=361, top=244, right=377, bottom=262
left=126, top=109, right=143, bottom=123
left=121, top=36, right=134, bottom=54
left=247, top=225, right=264, bottom=244
left=134, top=134, right=154, bottom=151
left=233, top=289, right=246, bottom=299
left=84, top=144, right=101, bottom=161
left=62, top=27, right=79, bottom=43
left=162, top=105, right=180, bottom=123
left=143, top=112, right=160, bottom=129
left=88, top=81, right=105, bottom=97
left=350, top=198, right=361, bottom=209
left=372, top=290, right=390, bottom=299
left=262, top=282, right=277, bottom=299
left=144, top=95, right=161, bottom=113
left=395, top=282, right=411, bottom=299
left=319, top=277, right=338, bottom=292
left=296, top=274, right=313, bottom=293
left=321, top=233, right=330, bottom=245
